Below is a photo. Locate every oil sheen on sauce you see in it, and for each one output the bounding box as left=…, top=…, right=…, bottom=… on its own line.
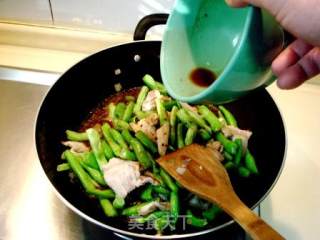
left=189, top=68, right=217, bottom=87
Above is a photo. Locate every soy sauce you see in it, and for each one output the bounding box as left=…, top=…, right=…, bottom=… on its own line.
left=190, top=68, right=216, bottom=87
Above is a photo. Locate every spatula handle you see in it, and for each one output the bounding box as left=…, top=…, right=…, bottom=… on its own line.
left=217, top=193, right=285, bottom=240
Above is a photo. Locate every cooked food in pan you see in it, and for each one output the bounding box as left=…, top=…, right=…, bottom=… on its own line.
left=57, top=74, right=258, bottom=235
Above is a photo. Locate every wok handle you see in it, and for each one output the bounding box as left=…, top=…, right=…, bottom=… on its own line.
left=133, top=13, right=169, bottom=41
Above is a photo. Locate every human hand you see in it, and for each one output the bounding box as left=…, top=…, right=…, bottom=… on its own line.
left=226, top=0, right=320, bottom=89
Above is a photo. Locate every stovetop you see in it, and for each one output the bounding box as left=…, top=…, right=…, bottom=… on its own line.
left=0, top=78, right=255, bottom=240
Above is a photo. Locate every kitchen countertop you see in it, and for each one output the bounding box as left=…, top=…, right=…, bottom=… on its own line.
left=0, top=73, right=319, bottom=239
left=261, top=83, right=320, bottom=240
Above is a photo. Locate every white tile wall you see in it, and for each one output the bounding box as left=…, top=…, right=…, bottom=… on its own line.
left=50, top=0, right=175, bottom=34
left=0, top=0, right=52, bottom=24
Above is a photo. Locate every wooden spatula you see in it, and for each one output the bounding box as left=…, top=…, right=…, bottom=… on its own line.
left=157, top=144, right=284, bottom=240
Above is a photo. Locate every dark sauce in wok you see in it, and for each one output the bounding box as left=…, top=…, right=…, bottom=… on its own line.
left=190, top=68, right=217, bottom=87
left=80, top=87, right=140, bottom=131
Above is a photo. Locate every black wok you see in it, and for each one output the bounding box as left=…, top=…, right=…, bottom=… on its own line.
left=35, top=14, right=286, bottom=239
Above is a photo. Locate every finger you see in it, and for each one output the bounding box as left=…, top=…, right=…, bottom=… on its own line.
left=276, top=47, right=320, bottom=89
left=271, top=39, right=314, bottom=76
left=225, top=0, right=249, bottom=7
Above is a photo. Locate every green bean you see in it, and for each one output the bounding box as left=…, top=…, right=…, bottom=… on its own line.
left=121, top=129, right=134, bottom=143
left=177, top=123, right=185, bottom=149
left=234, top=138, right=243, bottom=166
left=100, top=198, right=118, bottom=217
left=79, top=151, right=99, bottom=170
left=198, top=129, right=212, bottom=141
left=130, top=138, right=152, bottom=168
left=140, top=184, right=153, bottom=201
left=163, top=100, right=177, bottom=111
left=238, top=166, right=251, bottom=177
left=102, top=123, right=132, bottom=159
left=80, top=160, right=106, bottom=186
left=121, top=129, right=152, bottom=168
left=218, top=106, right=238, bottom=127
left=110, top=128, right=129, bottom=149
left=120, top=148, right=137, bottom=161
left=125, top=95, right=135, bottom=102
left=65, top=130, right=88, bottom=141
left=186, top=209, right=208, bottom=227
left=176, top=108, right=193, bottom=126
left=152, top=171, right=165, bottom=186
left=170, top=191, right=179, bottom=224
left=115, top=102, right=126, bottom=119
left=102, top=123, right=121, bottom=153
left=108, top=102, right=116, bottom=119
left=175, top=180, right=183, bottom=189
left=185, top=109, right=212, bottom=134
left=113, top=195, right=125, bottom=209
left=160, top=169, right=178, bottom=192
left=142, top=74, right=167, bottom=95
left=198, top=105, right=222, bottom=132
left=86, top=128, right=108, bottom=170
left=185, top=123, right=198, bottom=146
left=223, top=151, right=233, bottom=161
left=113, top=118, right=131, bottom=131
left=91, top=189, right=115, bottom=199
left=152, top=185, right=170, bottom=196
left=101, top=140, right=114, bottom=160
left=170, top=106, right=178, bottom=146
left=244, top=150, right=259, bottom=175
left=57, top=163, right=70, bottom=172
left=121, top=202, right=151, bottom=216
left=145, top=150, right=157, bottom=172
left=133, top=86, right=149, bottom=113
left=156, top=97, right=168, bottom=125
left=64, top=150, right=115, bottom=199
left=65, top=151, right=97, bottom=188
left=135, top=131, right=158, bottom=154
left=216, top=132, right=238, bottom=155
left=134, top=110, right=153, bottom=120
left=224, top=161, right=236, bottom=170
left=202, top=204, right=221, bottom=221
left=61, top=151, right=66, bottom=160
left=218, top=110, right=227, bottom=125
left=122, top=101, right=135, bottom=122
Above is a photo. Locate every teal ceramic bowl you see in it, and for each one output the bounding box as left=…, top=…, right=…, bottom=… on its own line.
left=161, top=0, right=285, bottom=104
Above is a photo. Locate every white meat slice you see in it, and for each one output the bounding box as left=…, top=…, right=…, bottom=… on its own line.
left=62, top=141, right=89, bottom=153
left=142, top=90, right=161, bottom=111
left=138, top=201, right=171, bottom=216
left=156, top=123, right=170, bottom=156
left=221, top=125, right=252, bottom=151
left=180, top=102, right=197, bottom=113
left=102, top=158, right=154, bottom=198
left=130, top=113, right=159, bottom=141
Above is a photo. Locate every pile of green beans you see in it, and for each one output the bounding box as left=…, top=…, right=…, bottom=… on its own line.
left=57, top=74, right=259, bottom=234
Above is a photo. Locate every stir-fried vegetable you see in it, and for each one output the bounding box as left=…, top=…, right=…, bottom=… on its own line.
left=58, top=74, right=258, bottom=234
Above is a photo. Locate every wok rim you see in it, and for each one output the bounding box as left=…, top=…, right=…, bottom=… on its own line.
left=34, top=40, right=287, bottom=239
